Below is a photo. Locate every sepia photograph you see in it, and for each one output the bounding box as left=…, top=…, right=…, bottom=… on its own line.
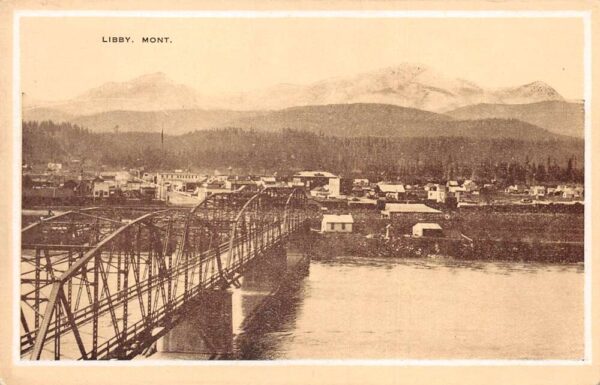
left=10, top=8, right=591, bottom=367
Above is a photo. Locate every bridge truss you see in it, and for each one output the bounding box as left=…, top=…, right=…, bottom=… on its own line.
left=20, top=187, right=311, bottom=360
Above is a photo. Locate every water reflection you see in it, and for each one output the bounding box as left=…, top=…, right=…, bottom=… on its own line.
left=234, top=274, right=307, bottom=359
left=153, top=254, right=584, bottom=360
left=234, top=256, right=584, bottom=360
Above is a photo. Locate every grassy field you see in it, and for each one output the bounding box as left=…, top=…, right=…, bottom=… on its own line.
left=327, top=208, right=584, bottom=243
left=455, top=212, right=583, bottom=243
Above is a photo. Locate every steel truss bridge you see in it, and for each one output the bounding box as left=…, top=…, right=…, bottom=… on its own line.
left=20, top=187, right=313, bottom=360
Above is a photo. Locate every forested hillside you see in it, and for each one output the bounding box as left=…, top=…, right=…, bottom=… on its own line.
left=23, top=121, right=584, bottom=183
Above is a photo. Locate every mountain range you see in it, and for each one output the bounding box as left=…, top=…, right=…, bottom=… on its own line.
left=23, top=63, right=584, bottom=139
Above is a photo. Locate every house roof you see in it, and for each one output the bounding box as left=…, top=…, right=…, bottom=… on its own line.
left=295, top=171, right=338, bottom=178
left=383, top=203, right=441, bottom=213
left=377, top=183, right=406, bottom=193
left=322, top=214, right=354, bottom=223
left=413, top=223, right=442, bottom=230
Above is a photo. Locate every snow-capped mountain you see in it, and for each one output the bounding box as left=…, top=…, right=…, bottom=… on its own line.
left=24, top=63, right=566, bottom=114
left=26, top=72, right=210, bottom=115
left=219, top=63, right=564, bottom=111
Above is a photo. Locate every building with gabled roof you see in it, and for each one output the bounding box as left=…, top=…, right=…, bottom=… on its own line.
left=321, top=214, right=354, bottom=233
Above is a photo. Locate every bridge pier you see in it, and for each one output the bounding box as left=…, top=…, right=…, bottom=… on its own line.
left=157, top=290, right=233, bottom=358
left=243, top=245, right=288, bottom=291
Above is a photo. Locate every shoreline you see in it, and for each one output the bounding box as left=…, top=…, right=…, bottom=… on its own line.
left=310, top=232, right=584, bottom=264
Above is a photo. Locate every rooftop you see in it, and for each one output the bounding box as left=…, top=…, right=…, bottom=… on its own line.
left=377, top=183, right=406, bottom=193
left=322, top=214, right=354, bottom=223
left=295, top=171, right=338, bottom=178
left=383, top=203, right=441, bottom=213
left=413, top=223, right=442, bottom=230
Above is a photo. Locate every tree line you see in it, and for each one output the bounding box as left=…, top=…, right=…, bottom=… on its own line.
left=23, top=121, right=584, bottom=184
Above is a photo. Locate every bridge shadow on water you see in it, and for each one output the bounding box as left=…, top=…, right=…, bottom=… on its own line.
left=231, top=243, right=311, bottom=360
left=151, top=237, right=313, bottom=361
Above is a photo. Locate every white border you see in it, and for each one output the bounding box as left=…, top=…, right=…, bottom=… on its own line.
left=12, top=9, right=593, bottom=367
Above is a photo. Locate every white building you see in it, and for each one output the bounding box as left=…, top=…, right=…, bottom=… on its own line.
left=292, top=171, right=338, bottom=189
left=412, top=223, right=443, bottom=237
left=93, top=181, right=115, bottom=198
left=100, top=171, right=132, bottom=187
left=463, top=180, right=478, bottom=192
left=377, top=183, right=406, bottom=200
left=427, top=184, right=447, bottom=203
left=530, top=185, right=546, bottom=198
left=259, top=176, right=277, bottom=188
left=328, top=177, right=341, bottom=197
left=47, top=162, right=62, bottom=172
left=321, top=214, right=354, bottom=233
left=157, top=171, right=202, bottom=184
left=448, top=185, right=466, bottom=194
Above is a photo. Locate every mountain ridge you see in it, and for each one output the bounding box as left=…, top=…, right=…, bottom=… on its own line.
left=23, top=103, right=571, bottom=141
left=446, top=100, right=584, bottom=138
left=24, top=63, right=567, bottom=114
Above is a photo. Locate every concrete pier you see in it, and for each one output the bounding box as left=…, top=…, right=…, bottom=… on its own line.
left=158, top=290, right=233, bottom=357
left=243, top=245, right=288, bottom=291
left=155, top=232, right=315, bottom=359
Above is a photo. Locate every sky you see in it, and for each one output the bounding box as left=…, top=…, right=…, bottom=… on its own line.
left=20, top=16, right=585, bottom=102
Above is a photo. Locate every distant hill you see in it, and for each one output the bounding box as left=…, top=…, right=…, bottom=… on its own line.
left=25, top=103, right=448, bottom=136
left=24, top=103, right=565, bottom=140
left=63, top=109, right=260, bottom=134
left=23, top=108, right=261, bottom=135
left=225, top=103, right=451, bottom=136
left=24, top=63, right=567, bottom=114
left=23, top=107, right=75, bottom=123
left=446, top=101, right=584, bottom=138
left=222, top=103, right=563, bottom=140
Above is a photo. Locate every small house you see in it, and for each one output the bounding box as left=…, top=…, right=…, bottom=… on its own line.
left=427, top=184, right=447, bottom=203
left=259, top=176, right=277, bottom=188
left=353, top=178, right=369, bottom=187
left=462, top=180, right=478, bottom=192
left=93, top=181, right=115, bottom=198
left=321, top=214, right=354, bottom=233
left=412, top=223, right=443, bottom=237
left=376, top=183, right=406, bottom=200
left=506, top=184, right=528, bottom=194
left=530, top=185, right=546, bottom=198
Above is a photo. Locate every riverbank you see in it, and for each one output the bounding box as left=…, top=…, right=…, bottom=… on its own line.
left=311, top=207, right=584, bottom=263
left=311, top=233, right=583, bottom=263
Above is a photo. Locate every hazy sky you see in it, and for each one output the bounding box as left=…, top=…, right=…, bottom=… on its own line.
left=21, top=16, right=585, bottom=101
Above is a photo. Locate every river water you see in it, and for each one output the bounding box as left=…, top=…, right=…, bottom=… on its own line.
left=232, top=256, right=584, bottom=360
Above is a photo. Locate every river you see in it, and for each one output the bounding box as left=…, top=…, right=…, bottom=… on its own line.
left=231, top=256, right=584, bottom=360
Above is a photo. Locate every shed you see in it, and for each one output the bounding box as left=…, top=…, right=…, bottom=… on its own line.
left=412, top=223, right=443, bottom=237
left=321, top=214, right=354, bottom=233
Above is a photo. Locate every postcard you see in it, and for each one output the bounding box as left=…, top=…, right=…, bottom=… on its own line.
left=1, top=1, right=599, bottom=384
